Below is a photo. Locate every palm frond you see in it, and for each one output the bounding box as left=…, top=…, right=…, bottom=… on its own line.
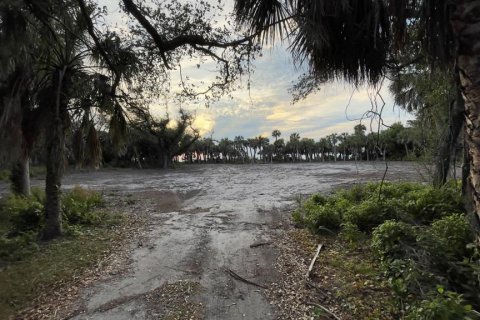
left=234, top=0, right=291, bottom=43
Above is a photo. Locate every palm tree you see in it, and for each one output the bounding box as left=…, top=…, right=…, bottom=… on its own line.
left=19, top=2, right=131, bottom=239
left=272, top=129, right=281, bottom=142
left=257, top=135, right=269, bottom=162
left=289, top=132, right=300, bottom=162
left=0, top=3, right=44, bottom=197
left=273, top=138, right=285, bottom=162
left=234, top=0, right=480, bottom=229
left=234, top=136, right=247, bottom=163
left=271, top=130, right=281, bottom=161
left=327, top=134, right=338, bottom=162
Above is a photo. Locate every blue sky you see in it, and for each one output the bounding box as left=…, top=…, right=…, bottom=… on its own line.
left=99, top=0, right=414, bottom=141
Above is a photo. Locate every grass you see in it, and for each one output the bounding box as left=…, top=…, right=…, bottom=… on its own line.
left=0, top=226, right=123, bottom=318
left=281, top=228, right=396, bottom=319
left=0, top=187, right=127, bottom=319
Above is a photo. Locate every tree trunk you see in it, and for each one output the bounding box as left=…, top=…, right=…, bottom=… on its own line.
left=43, top=120, right=64, bottom=240
left=452, top=0, right=480, bottom=232
left=433, top=85, right=464, bottom=187
left=42, top=67, right=68, bottom=240
left=10, top=151, right=31, bottom=197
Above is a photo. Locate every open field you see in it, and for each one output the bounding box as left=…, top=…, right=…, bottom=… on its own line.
left=0, top=162, right=425, bottom=319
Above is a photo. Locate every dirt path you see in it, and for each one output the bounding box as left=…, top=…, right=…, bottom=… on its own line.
left=1, top=162, right=423, bottom=319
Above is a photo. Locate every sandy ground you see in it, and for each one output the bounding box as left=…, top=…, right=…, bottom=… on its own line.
left=0, top=162, right=425, bottom=319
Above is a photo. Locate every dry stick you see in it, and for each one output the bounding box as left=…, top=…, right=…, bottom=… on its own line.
left=249, top=241, right=273, bottom=248
left=306, top=244, right=323, bottom=278
left=306, top=301, right=342, bottom=320
left=225, top=268, right=267, bottom=289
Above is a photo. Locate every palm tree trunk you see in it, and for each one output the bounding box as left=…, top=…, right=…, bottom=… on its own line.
left=43, top=121, right=64, bottom=239
left=452, top=0, right=480, bottom=232
left=42, top=68, right=68, bottom=240
left=10, top=148, right=31, bottom=197
left=433, top=85, right=464, bottom=186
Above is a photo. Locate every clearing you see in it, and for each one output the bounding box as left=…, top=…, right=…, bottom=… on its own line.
left=0, top=162, right=422, bottom=319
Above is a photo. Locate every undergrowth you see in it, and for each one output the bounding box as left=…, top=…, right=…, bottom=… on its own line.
left=0, top=186, right=124, bottom=318
left=294, top=181, right=480, bottom=319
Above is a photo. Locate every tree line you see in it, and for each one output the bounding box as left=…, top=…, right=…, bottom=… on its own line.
left=171, top=123, right=434, bottom=165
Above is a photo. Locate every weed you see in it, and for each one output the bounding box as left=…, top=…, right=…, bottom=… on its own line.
left=62, top=186, right=104, bottom=225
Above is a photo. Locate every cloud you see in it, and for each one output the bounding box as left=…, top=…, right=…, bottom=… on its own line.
left=193, top=111, right=216, bottom=136
left=97, top=0, right=414, bottom=141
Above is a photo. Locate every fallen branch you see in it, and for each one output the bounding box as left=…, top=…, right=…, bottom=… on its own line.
left=306, top=301, right=342, bottom=320
left=225, top=268, right=267, bottom=289
left=306, top=244, right=323, bottom=278
left=250, top=241, right=273, bottom=248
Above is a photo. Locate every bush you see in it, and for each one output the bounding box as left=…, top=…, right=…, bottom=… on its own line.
left=339, top=222, right=366, bottom=243
left=335, top=184, right=371, bottom=203
left=310, top=193, right=327, bottom=205
left=62, top=186, right=103, bottom=225
left=372, top=220, right=417, bottom=262
left=30, top=187, right=45, bottom=203
left=296, top=199, right=342, bottom=232
left=406, top=290, right=475, bottom=320
left=427, top=213, right=474, bottom=261
left=0, top=195, right=44, bottom=235
left=344, top=199, right=398, bottom=232
left=403, top=185, right=464, bottom=224
left=367, top=181, right=424, bottom=200
left=385, top=258, right=424, bottom=299
left=295, top=181, right=479, bottom=315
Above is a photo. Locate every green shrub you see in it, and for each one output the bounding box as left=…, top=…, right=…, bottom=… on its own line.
left=403, top=185, right=464, bottom=224
left=300, top=199, right=342, bottom=232
left=335, top=184, right=371, bottom=203
left=385, top=258, right=424, bottom=299
left=30, top=187, right=45, bottom=203
left=372, top=220, right=417, bottom=261
left=369, top=181, right=424, bottom=200
left=406, top=290, right=475, bottom=320
left=0, top=195, right=44, bottom=235
left=339, top=222, right=366, bottom=243
left=62, top=186, right=103, bottom=225
left=344, top=199, right=398, bottom=232
left=310, top=193, right=327, bottom=205
left=427, top=213, right=474, bottom=261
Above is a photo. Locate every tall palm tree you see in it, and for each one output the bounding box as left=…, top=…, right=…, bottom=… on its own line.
left=22, top=2, right=131, bottom=239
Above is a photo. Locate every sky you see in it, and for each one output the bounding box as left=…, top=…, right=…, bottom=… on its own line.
left=99, top=0, right=414, bottom=141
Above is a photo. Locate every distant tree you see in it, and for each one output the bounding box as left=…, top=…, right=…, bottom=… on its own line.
left=289, top=133, right=300, bottom=162
left=272, top=130, right=281, bottom=142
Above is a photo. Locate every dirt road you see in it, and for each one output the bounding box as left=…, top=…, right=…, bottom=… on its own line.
left=1, top=162, right=423, bottom=319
